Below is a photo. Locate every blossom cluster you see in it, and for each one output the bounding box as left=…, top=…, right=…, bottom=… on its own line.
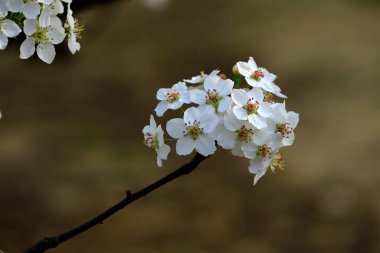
left=143, top=57, right=299, bottom=185
left=0, top=0, right=82, bottom=64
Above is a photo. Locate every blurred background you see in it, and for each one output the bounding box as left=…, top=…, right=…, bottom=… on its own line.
left=1, top=0, right=380, bottom=252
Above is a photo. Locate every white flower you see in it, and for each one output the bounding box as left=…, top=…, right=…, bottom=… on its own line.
left=39, top=0, right=66, bottom=27
left=231, top=88, right=273, bottom=129
left=20, top=17, right=65, bottom=64
left=143, top=115, right=171, bottom=167
left=65, top=2, right=80, bottom=54
left=267, top=102, right=299, bottom=146
left=166, top=107, right=218, bottom=156
left=248, top=134, right=282, bottom=185
left=189, top=74, right=234, bottom=113
left=0, top=1, right=9, bottom=15
left=217, top=110, right=272, bottom=159
left=155, top=81, right=190, bottom=117
left=0, top=14, right=22, bottom=50
left=236, top=57, right=286, bottom=98
left=184, top=69, right=219, bottom=84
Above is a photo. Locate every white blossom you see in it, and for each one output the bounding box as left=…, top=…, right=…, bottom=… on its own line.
left=184, top=70, right=219, bottom=84
left=189, top=74, right=234, bottom=113
left=143, top=115, right=171, bottom=167
left=166, top=107, right=218, bottom=156
left=155, top=82, right=190, bottom=117
left=231, top=88, right=273, bottom=129
left=237, top=57, right=286, bottom=98
left=65, top=2, right=80, bottom=54
left=20, top=17, right=65, bottom=64
left=0, top=13, right=22, bottom=50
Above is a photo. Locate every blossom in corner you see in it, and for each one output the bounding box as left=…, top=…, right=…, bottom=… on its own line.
left=236, top=57, right=286, bottom=98
left=184, top=69, right=219, bottom=84
left=155, top=81, right=190, bottom=117
left=166, top=106, right=218, bottom=156
left=248, top=134, right=282, bottom=185
left=0, top=13, right=22, bottom=50
left=231, top=88, right=273, bottom=129
left=20, top=17, right=65, bottom=64
left=267, top=102, right=299, bottom=146
left=217, top=109, right=272, bottom=159
left=143, top=115, right=171, bottom=167
left=65, top=2, right=81, bottom=54
left=189, top=74, right=234, bottom=113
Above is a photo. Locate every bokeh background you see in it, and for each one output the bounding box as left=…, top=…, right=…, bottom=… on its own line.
left=1, top=0, right=380, bottom=252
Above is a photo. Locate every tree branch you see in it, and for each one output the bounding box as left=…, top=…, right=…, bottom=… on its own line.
left=22, top=153, right=208, bottom=253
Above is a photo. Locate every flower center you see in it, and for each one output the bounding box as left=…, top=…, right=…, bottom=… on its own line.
left=270, top=153, right=285, bottom=174
left=251, top=70, right=264, bottom=81
left=185, top=121, right=203, bottom=140
left=207, top=90, right=220, bottom=103
left=235, top=125, right=253, bottom=143
left=243, top=99, right=259, bottom=115
left=166, top=90, right=180, bottom=103
left=256, top=145, right=272, bottom=159
left=32, top=27, right=49, bottom=43
left=263, top=92, right=274, bottom=103
left=276, top=123, right=292, bottom=137
left=144, top=133, right=159, bottom=149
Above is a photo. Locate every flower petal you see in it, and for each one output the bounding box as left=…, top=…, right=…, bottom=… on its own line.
left=184, top=107, right=200, bottom=124
left=36, top=41, right=55, bottom=64
left=22, top=1, right=40, bottom=19
left=19, top=37, right=35, bottom=59
left=23, top=19, right=38, bottom=36
left=217, top=129, right=236, bottom=149
left=199, top=112, right=218, bottom=134
left=189, top=89, right=207, bottom=105
left=154, top=101, right=168, bottom=117
left=1, top=19, right=21, bottom=37
left=195, top=134, right=216, bottom=156
left=231, top=89, right=248, bottom=107
left=176, top=137, right=195, bottom=155
left=248, top=114, right=267, bottom=129
left=236, top=61, right=252, bottom=77
left=258, top=102, right=273, bottom=118
left=233, top=106, right=248, bottom=120
left=218, top=96, right=232, bottom=113
left=0, top=31, right=8, bottom=50
left=166, top=118, right=185, bottom=138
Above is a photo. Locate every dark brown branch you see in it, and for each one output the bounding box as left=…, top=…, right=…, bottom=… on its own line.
left=22, top=153, right=208, bottom=253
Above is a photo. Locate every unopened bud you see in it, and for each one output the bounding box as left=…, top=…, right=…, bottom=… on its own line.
left=218, top=73, right=227, bottom=79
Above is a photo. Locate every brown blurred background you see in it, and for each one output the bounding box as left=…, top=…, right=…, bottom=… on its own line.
left=1, top=0, right=380, bottom=252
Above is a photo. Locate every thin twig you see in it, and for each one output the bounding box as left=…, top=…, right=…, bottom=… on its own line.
left=22, top=153, right=208, bottom=253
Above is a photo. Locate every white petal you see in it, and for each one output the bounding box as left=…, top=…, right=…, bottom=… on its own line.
left=217, top=79, right=234, bottom=97
left=283, top=132, right=295, bottom=146
left=233, top=106, right=248, bottom=120
left=156, top=88, right=170, bottom=101
left=167, top=101, right=183, bottom=110
left=203, top=75, right=219, bottom=92
left=236, top=61, right=252, bottom=77
left=46, top=26, right=65, bottom=44
left=248, top=87, right=264, bottom=102
left=288, top=112, right=299, bottom=128
left=19, top=37, right=35, bottom=59
left=68, top=37, right=80, bottom=54
left=258, top=102, right=273, bottom=118
left=248, top=57, right=258, bottom=70
left=217, top=129, right=236, bottom=149
left=195, top=135, right=216, bottom=156
left=199, top=112, right=218, bottom=134
left=149, top=114, right=157, bottom=129
left=224, top=112, right=242, bottom=131
left=158, top=144, right=170, bottom=159
left=176, top=137, right=195, bottom=155
left=189, top=89, right=207, bottom=105
left=0, top=31, right=8, bottom=50
left=23, top=19, right=38, bottom=36
left=231, top=144, right=244, bottom=157
left=7, top=0, right=23, bottom=12
left=248, top=114, right=267, bottom=129
left=22, top=2, right=40, bottom=19
left=36, top=41, right=55, bottom=64
left=231, top=89, right=248, bottom=107
left=166, top=118, right=185, bottom=139
left=252, top=129, right=270, bottom=146
left=154, top=101, right=168, bottom=117
left=1, top=19, right=21, bottom=37
left=241, top=143, right=257, bottom=159
left=38, top=8, right=51, bottom=27
left=184, top=107, right=200, bottom=124
left=218, top=96, right=232, bottom=113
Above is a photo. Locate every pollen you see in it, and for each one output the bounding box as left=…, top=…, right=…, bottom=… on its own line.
left=257, top=145, right=272, bottom=159
left=166, top=90, right=180, bottom=103
left=243, top=99, right=259, bottom=115
left=185, top=122, right=203, bottom=140
left=251, top=70, right=265, bottom=81
left=235, top=125, right=253, bottom=143
left=207, top=90, right=219, bottom=103
left=276, top=123, right=292, bottom=137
